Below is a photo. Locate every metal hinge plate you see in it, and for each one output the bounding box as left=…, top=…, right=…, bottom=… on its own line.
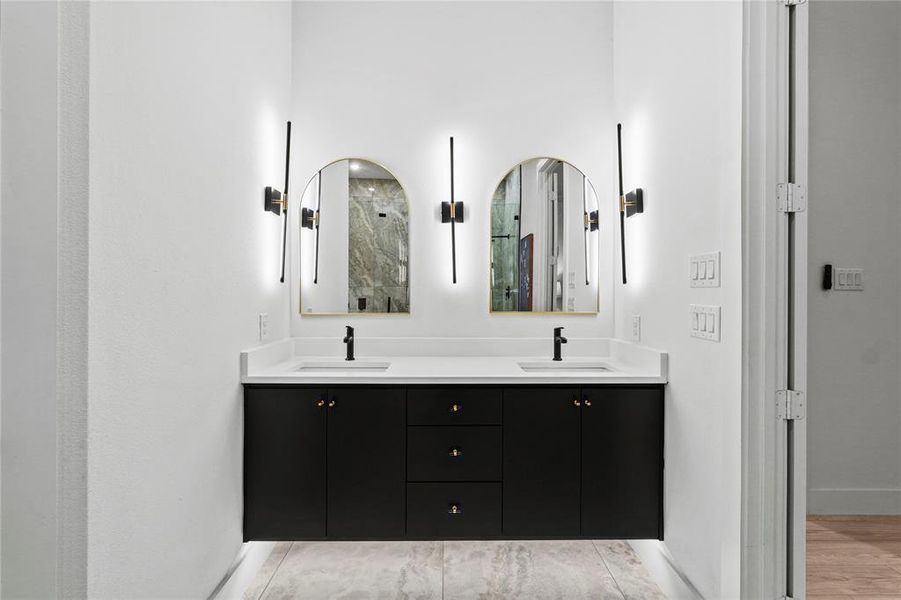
left=777, top=390, right=806, bottom=420
left=777, top=183, right=807, bottom=213
left=783, top=0, right=806, bottom=6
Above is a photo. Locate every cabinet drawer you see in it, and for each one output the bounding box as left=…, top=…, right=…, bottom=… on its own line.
left=407, top=388, right=502, bottom=425
left=407, top=426, right=501, bottom=482
left=406, top=483, right=501, bottom=538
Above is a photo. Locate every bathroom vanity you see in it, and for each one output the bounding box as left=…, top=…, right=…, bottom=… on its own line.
left=241, top=338, right=667, bottom=542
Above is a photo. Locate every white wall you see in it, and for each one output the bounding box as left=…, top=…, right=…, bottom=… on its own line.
left=87, top=2, right=292, bottom=597
left=289, top=1, right=615, bottom=337
left=613, top=2, right=744, bottom=598
left=807, top=0, right=901, bottom=515
left=1, top=3, right=62, bottom=596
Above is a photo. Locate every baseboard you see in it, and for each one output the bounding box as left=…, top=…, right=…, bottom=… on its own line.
left=628, top=540, right=704, bottom=600
left=208, top=542, right=276, bottom=600
left=808, top=488, right=901, bottom=515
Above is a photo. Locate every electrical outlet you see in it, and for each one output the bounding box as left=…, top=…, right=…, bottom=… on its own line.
left=690, top=305, right=721, bottom=342
left=690, top=252, right=721, bottom=288
left=631, top=315, right=641, bottom=343
left=258, top=313, right=270, bottom=342
left=833, top=267, right=863, bottom=291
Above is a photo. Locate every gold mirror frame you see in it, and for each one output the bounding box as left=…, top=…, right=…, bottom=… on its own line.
left=297, top=157, right=412, bottom=317
left=488, top=156, right=601, bottom=315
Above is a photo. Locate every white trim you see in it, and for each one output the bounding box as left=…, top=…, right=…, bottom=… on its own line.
left=208, top=542, right=276, bottom=600
left=808, top=489, right=901, bottom=515
left=628, top=541, right=704, bottom=600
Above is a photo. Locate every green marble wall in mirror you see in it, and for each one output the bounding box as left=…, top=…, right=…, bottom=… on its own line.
left=490, top=158, right=600, bottom=314
left=299, top=159, right=410, bottom=314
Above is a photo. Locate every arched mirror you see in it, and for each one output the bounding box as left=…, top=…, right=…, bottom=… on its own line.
left=299, top=159, right=410, bottom=314
left=490, top=158, right=600, bottom=313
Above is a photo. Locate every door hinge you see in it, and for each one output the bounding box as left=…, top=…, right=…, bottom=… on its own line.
left=776, top=390, right=806, bottom=420
left=777, top=183, right=807, bottom=213
left=783, top=0, right=806, bottom=6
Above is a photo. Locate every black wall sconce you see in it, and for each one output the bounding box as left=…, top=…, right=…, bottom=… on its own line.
left=616, top=122, right=644, bottom=284
left=264, top=121, right=292, bottom=283
left=300, top=172, right=321, bottom=284
left=441, top=136, right=464, bottom=284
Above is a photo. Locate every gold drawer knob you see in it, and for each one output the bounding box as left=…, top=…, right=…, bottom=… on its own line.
left=584, top=398, right=592, bottom=407
left=573, top=398, right=581, bottom=407
left=328, top=399, right=336, bottom=408
left=449, top=447, right=462, bottom=458
left=448, top=504, right=462, bottom=515
left=450, top=403, right=462, bottom=413
left=316, top=398, right=326, bottom=408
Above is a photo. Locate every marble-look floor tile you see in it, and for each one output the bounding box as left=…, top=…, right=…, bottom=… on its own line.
left=259, top=541, right=443, bottom=600
left=244, top=542, right=293, bottom=600
left=593, top=541, right=667, bottom=600
left=443, top=540, right=624, bottom=600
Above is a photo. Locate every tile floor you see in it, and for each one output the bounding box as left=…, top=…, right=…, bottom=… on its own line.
left=244, top=539, right=666, bottom=599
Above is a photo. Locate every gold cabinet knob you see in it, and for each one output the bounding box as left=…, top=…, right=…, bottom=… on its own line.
left=450, top=403, right=462, bottom=413
left=584, top=399, right=592, bottom=407
left=449, top=447, right=462, bottom=458
left=573, top=399, right=581, bottom=407
left=328, top=399, right=336, bottom=408
left=316, top=399, right=326, bottom=408
left=448, top=504, right=462, bottom=515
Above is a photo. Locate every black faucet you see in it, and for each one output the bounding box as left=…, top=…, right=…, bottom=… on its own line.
left=553, top=327, right=567, bottom=361
left=343, top=325, right=355, bottom=361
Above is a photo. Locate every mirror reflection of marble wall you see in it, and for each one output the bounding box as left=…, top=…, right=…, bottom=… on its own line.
left=299, top=159, right=410, bottom=314
left=490, top=158, right=600, bottom=313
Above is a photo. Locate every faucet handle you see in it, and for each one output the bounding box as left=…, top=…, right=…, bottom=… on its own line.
left=554, top=326, right=564, bottom=336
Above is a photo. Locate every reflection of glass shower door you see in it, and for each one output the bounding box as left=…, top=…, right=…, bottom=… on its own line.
left=543, top=162, right=565, bottom=311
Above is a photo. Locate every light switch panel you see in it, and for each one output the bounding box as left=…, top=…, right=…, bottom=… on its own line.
left=690, top=252, right=721, bottom=288
left=259, top=313, right=270, bottom=341
left=690, top=304, right=721, bottom=341
left=832, top=267, right=863, bottom=291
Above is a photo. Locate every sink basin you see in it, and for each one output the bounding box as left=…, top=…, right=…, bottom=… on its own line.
left=518, top=361, right=611, bottom=373
left=296, top=360, right=391, bottom=373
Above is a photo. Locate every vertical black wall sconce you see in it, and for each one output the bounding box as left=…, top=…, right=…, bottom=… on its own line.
left=264, top=121, right=292, bottom=283
left=441, top=136, right=464, bottom=284
left=300, top=172, right=321, bottom=284
left=616, top=123, right=644, bottom=284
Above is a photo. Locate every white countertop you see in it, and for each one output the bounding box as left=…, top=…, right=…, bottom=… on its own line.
left=241, top=338, right=667, bottom=385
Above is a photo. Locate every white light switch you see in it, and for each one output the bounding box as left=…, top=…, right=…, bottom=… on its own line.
left=690, top=252, right=721, bottom=288
left=833, top=267, right=864, bottom=291
left=690, top=305, right=721, bottom=341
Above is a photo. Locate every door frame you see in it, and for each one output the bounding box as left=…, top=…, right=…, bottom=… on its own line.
left=741, top=0, right=808, bottom=598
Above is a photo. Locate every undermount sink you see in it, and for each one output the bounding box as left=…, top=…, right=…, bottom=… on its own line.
left=295, top=360, right=391, bottom=373
left=517, top=361, right=611, bottom=373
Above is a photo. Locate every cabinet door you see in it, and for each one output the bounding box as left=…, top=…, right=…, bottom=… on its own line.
left=581, top=387, right=663, bottom=539
left=244, top=387, right=327, bottom=540
left=327, top=387, right=406, bottom=538
left=503, top=386, right=581, bottom=537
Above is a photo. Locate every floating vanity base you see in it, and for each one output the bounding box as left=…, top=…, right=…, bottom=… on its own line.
left=243, top=384, right=664, bottom=542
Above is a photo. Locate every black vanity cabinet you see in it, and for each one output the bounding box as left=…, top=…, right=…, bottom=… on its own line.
left=502, top=387, right=581, bottom=537
left=244, top=387, right=327, bottom=540
left=244, top=384, right=664, bottom=541
left=243, top=386, right=405, bottom=541
left=580, top=387, right=664, bottom=539
left=327, top=388, right=406, bottom=538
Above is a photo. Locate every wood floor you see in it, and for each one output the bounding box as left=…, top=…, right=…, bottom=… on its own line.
left=808, top=515, right=901, bottom=599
